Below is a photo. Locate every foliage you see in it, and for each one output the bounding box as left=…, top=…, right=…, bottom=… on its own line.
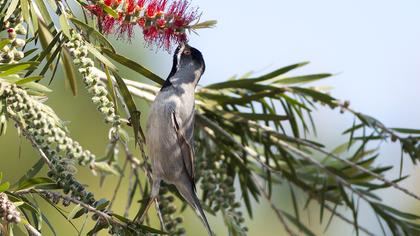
left=0, top=0, right=419, bottom=236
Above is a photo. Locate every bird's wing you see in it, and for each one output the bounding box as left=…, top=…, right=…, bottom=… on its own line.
left=171, top=112, right=195, bottom=186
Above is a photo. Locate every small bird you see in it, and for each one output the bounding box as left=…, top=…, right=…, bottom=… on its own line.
left=140, top=43, right=212, bottom=235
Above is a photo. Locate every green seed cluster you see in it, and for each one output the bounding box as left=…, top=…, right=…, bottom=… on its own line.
left=65, top=32, right=120, bottom=126
left=46, top=158, right=96, bottom=205
left=1, top=82, right=96, bottom=166
left=196, top=146, right=248, bottom=234
left=158, top=185, right=185, bottom=236
left=0, top=193, right=21, bottom=224
left=107, top=222, right=150, bottom=236
left=1, top=15, right=26, bottom=63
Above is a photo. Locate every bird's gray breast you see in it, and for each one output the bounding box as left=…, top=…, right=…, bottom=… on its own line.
left=146, top=85, right=195, bottom=182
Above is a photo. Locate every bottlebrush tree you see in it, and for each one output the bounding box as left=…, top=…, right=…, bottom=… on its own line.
left=0, top=0, right=419, bottom=236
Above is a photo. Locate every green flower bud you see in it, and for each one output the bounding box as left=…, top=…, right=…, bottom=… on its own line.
left=1, top=45, right=9, bottom=53
left=12, top=38, right=26, bottom=48
left=15, top=24, right=27, bottom=35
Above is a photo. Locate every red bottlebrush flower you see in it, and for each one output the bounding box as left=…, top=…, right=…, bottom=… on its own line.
left=103, top=15, right=117, bottom=34
left=118, top=22, right=135, bottom=40
left=126, top=0, right=136, bottom=15
left=138, top=17, right=146, bottom=27
left=137, top=0, right=146, bottom=9
left=85, top=0, right=199, bottom=51
left=143, top=25, right=159, bottom=42
left=156, top=18, right=166, bottom=28
left=104, top=0, right=113, bottom=6
left=146, top=0, right=159, bottom=18
left=157, top=0, right=168, bottom=13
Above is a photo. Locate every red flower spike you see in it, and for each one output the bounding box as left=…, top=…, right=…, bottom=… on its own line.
left=146, top=0, right=159, bottom=18
left=7, top=28, right=14, bottom=33
left=85, top=0, right=199, bottom=51
left=156, top=18, right=166, bottom=28
left=144, top=25, right=159, bottom=40
left=103, top=15, right=116, bottom=34
left=138, top=17, right=146, bottom=27
left=118, top=11, right=124, bottom=20
left=137, top=0, right=146, bottom=8
left=157, top=0, right=168, bottom=13
left=118, top=22, right=135, bottom=40
left=126, top=0, right=136, bottom=15
left=104, top=0, right=112, bottom=6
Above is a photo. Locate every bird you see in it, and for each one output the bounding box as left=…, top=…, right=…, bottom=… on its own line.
left=139, top=43, right=212, bottom=235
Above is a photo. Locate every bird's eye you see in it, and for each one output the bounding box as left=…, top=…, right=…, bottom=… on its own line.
left=183, top=49, right=191, bottom=55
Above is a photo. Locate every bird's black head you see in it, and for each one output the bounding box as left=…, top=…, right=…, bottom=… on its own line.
left=162, top=43, right=205, bottom=89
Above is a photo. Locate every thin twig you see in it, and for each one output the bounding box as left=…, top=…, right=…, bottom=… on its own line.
left=322, top=203, right=375, bottom=236
left=16, top=189, right=117, bottom=225
left=7, top=112, right=53, bottom=169
left=251, top=174, right=297, bottom=236
left=107, top=159, right=128, bottom=210
left=249, top=120, right=420, bottom=201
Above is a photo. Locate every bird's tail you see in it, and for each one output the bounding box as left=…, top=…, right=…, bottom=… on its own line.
left=177, top=181, right=213, bottom=236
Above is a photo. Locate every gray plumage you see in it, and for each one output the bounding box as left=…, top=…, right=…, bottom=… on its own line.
left=142, top=43, right=212, bottom=235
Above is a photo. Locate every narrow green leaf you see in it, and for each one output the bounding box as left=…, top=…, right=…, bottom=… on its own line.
left=67, top=205, right=83, bottom=220
left=276, top=73, right=332, bottom=85
left=37, top=18, right=55, bottom=66
left=255, top=62, right=310, bottom=81
left=240, top=112, right=288, bottom=121
left=61, top=48, right=78, bottom=95
left=29, top=0, right=39, bottom=33
left=85, top=43, right=117, bottom=71
left=17, top=177, right=55, bottom=190
left=114, top=73, right=146, bottom=144
left=87, top=223, right=108, bottom=236
left=33, top=0, right=54, bottom=26
left=377, top=203, right=420, bottom=220
left=282, top=211, right=316, bottom=236
left=39, top=44, right=61, bottom=76
left=13, top=159, right=45, bottom=188
left=58, top=13, right=71, bottom=37
left=20, top=0, right=33, bottom=35
left=206, top=62, right=309, bottom=89
left=69, top=17, right=115, bottom=52
left=32, top=32, right=62, bottom=64
left=19, top=81, right=53, bottom=94
left=95, top=199, right=110, bottom=210
left=101, top=4, right=119, bottom=18
left=0, top=63, right=36, bottom=77
left=0, top=39, right=11, bottom=50
left=289, top=184, right=300, bottom=226
left=72, top=208, right=87, bottom=220
left=103, top=48, right=164, bottom=85
left=104, top=65, right=118, bottom=114
left=190, top=20, right=218, bottom=30
left=15, top=76, right=43, bottom=84
left=4, top=0, right=19, bottom=22
left=290, top=87, right=336, bottom=105
left=391, top=128, right=420, bottom=135
left=0, top=182, right=10, bottom=192
left=239, top=175, right=253, bottom=218
left=0, top=63, right=40, bottom=72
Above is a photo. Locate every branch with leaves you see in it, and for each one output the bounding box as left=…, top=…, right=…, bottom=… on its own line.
left=0, top=0, right=419, bottom=236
